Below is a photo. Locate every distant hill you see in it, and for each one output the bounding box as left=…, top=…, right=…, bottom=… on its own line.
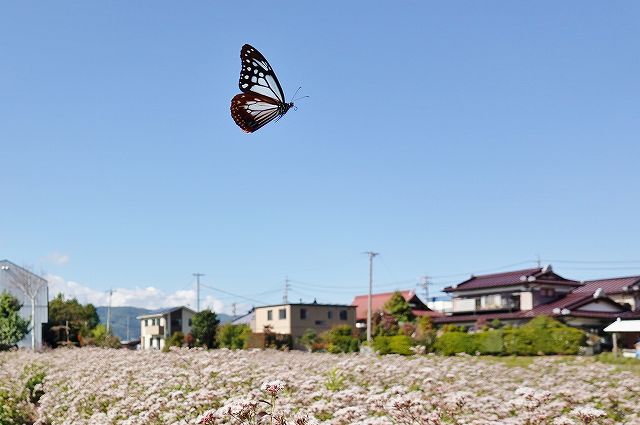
left=96, top=306, right=234, bottom=342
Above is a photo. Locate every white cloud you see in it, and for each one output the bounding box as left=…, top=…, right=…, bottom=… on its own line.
left=45, top=252, right=70, bottom=265
left=44, top=273, right=238, bottom=314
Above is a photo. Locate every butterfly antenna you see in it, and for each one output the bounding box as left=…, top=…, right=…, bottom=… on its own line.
left=291, top=86, right=302, bottom=101
left=291, top=87, right=310, bottom=103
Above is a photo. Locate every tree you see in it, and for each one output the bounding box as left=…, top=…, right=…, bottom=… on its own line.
left=383, top=291, right=414, bottom=323
left=191, top=309, right=220, bottom=349
left=85, top=324, right=121, bottom=348
left=217, top=324, right=251, bottom=349
left=0, top=291, right=30, bottom=350
left=48, top=293, right=100, bottom=346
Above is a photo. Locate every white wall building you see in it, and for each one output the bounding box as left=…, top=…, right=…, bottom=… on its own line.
left=0, top=260, right=48, bottom=350
left=137, top=306, right=195, bottom=350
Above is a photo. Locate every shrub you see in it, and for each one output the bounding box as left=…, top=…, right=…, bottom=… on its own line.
left=373, top=335, right=414, bottom=355
left=474, top=329, right=504, bottom=355
left=388, top=335, right=414, bottom=355
left=298, top=328, right=318, bottom=352
left=22, top=363, right=46, bottom=404
left=503, top=316, right=585, bottom=355
left=84, top=324, right=121, bottom=348
left=322, top=325, right=359, bottom=353
left=216, top=324, right=251, bottom=349
left=434, top=332, right=476, bottom=356
left=162, top=331, right=185, bottom=352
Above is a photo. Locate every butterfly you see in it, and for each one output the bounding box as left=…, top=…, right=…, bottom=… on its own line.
left=230, top=44, right=295, bottom=133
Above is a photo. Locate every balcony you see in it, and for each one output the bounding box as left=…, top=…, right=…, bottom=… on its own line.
left=452, top=297, right=520, bottom=313
left=147, top=325, right=165, bottom=336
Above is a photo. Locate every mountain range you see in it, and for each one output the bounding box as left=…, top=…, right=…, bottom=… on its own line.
left=96, top=306, right=233, bottom=342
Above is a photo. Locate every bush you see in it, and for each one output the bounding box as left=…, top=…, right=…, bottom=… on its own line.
left=162, top=332, right=185, bottom=352
left=84, top=324, right=121, bottom=348
left=298, top=328, right=318, bottom=352
left=503, top=316, right=585, bottom=355
left=373, top=335, right=414, bottom=355
left=434, top=332, right=476, bottom=356
left=216, top=324, right=251, bottom=349
left=474, top=329, right=504, bottom=355
left=22, top=363, right=46, bottom=404
left=322, top=325, right=359, bottom=353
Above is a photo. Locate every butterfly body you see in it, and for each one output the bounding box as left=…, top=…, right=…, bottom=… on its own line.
left=231, top=44, right=294, bottom=133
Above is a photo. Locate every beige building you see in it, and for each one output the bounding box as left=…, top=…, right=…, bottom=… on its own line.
left=137, top=306, right=196, bottom=350
left=252, top=302, right=356, bottom=339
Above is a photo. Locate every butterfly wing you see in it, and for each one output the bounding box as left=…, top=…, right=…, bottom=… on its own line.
left=238, top=44, right=286, bottom=103
left=231, top=93, right=285, bottom=133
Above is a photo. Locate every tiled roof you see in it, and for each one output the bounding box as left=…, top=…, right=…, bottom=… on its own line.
left=443, top=266, right=580, bottom=292
left=573, top=275, right=640, bottom=295
left=520, top=293, right=596, bottom=317
left=351, top=290, right=441, bottom=321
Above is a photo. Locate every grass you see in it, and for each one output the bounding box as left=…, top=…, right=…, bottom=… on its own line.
left=594, top=352, right=640, bottom=375
left=478, top=355, right=536, bottom=368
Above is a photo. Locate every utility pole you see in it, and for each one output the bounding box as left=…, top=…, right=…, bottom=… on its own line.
left=536, top=254, right=541, bottom=268
left=364, top=251, right=379, bottom=344
left=106, top=289, right=113, bottom=334
left=126, top=316, right=130, bottom=341
left=283, top=276, right=290, bottom=304
left=193, top=273, right=205, bottom=312
left=232, top=303, right=237, bottom=317
left=420, top=276, right=430, bottom=309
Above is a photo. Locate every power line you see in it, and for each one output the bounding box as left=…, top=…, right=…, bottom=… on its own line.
left=544, top=259, right=640, bottom=264
left=199, top=283, right=264, bottom=305
left=427, top=260, right=537, bottom=279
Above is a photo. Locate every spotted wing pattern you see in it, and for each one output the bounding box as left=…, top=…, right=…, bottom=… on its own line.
left=231, top=44, right=291, bottom=133
left=238, top=44, right=286, bottom=103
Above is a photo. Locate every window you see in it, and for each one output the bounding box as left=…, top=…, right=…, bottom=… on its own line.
left=327, top=310, right=333, bottom=319
left=315, top=320, right=324, bottom=326
left=279, top=308, right=286, bottom=320
left=540, top=288, right=556, bottom=297
left=188, top=318, right=192, bottom=327
left=267, top=310, right=273, bottom=321
left=145, top=319, right=148, bottom=326
left=300, top=308, right=307, bottom=319
left=339, top=310, right=348, bottom=320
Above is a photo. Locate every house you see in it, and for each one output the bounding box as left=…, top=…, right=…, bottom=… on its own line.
left=351, top=290, right=443, bottom=329
left=137, top=306, right=196, bottom=350
left=434, top=265, right=639, bottom=332
left=251, top=302, right=356, bottom=341
left=0, top=260, right=48, bottom=350
left=573, top=275, right=640, bottom=311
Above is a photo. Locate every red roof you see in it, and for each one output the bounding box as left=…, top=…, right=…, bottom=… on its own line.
left=351, top=290, right=442, bottom=321
left=573, top=275, right=640, bottom=295
left=443, top=266, right=580, bottom=292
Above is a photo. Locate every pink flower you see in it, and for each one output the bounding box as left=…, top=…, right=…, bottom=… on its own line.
left=261, top=379, right=286, bottom=396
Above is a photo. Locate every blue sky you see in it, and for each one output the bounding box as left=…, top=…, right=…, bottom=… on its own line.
left=1, top=2, right=639, bottom=313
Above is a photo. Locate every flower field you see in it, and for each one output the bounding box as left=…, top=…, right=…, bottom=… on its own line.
left=1, top=348, right=639, bottom=425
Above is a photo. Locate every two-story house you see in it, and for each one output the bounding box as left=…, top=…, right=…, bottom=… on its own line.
left=251, top=302, right=356, bottom=344
left=351, top=290, right=443, bottom=329
left=137, top=306, right=196, bottom=350
left=435, top=265, right=638, bottom=331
